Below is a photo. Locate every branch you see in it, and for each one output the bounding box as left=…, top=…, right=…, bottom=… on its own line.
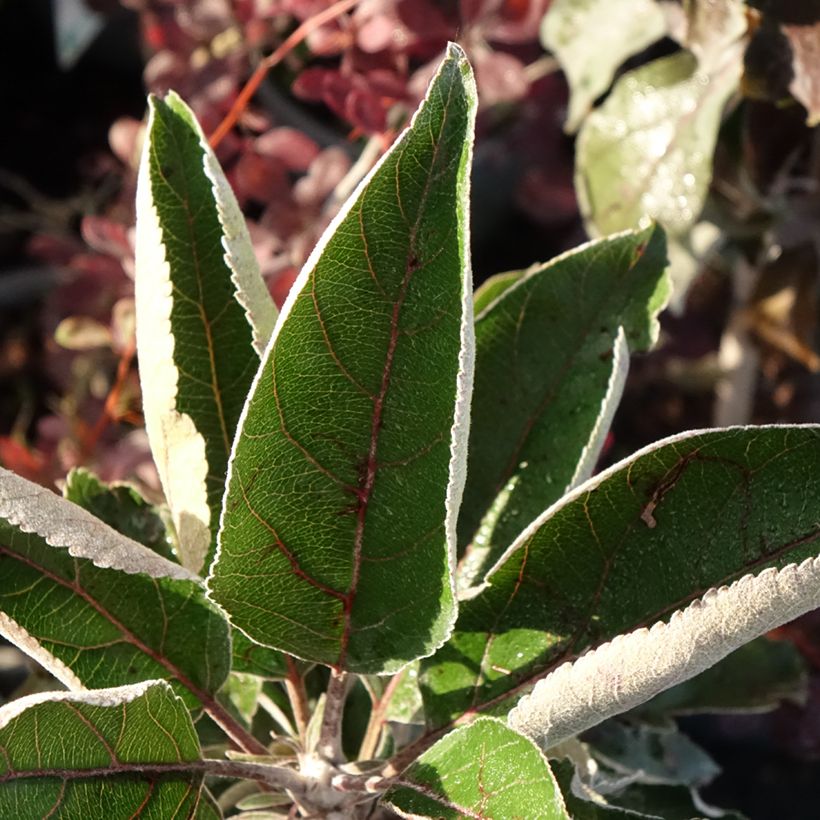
left=316, top=669, right=348, bottom=762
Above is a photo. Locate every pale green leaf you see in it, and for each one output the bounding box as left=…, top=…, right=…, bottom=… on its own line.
left=541, top=0, right=668, bottom=132
left=576, top=50, right=742, bottom=237
left=135, top=91, right=277, bottom=574
left=210, top=44, right=478, bottom=674
left=383, top=718, right=569, bottom=819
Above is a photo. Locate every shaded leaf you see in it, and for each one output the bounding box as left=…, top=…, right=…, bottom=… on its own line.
left=421, top=427, right=820, bottom=731
left=541, top=0, right=667, bottom=132
left=576, top=51, right=741, bottom=237
left=63, top=467, right=175, bottom=562
left=383, top=717, right=569, bottom=819
left=135, top=91, right=277, bottom=574
left=472, top=269, right=524, bottom=316
left=551, top=760, right=739, bottom=820
left=636, top=636, right=807, bottom=717
left=0, top=468, right=230, bottom=708
left=584, top=721, right=719, bottom=787
left=231, top=631, right=287, bottom=680
left=0, top=681, right=207, bottom=818
left=210, top=44, right=477, bottom=674
left=458, top=226, right=668, bottom=586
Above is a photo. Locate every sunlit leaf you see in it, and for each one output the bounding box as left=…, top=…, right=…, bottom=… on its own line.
left=576, top=51, right=741, bottom=237
left=210, top=44, right=478, bottom=674
left=383, top=718, right=569, bottom=819
left=135, top=91, right=277, bottom=574
left=422, top=427, right=820, bottom=734
left=0, top=468, right=230, bottom=709
left=0, top=681, right=208, bottom=818
left=541, top=0, right=667, bottom=132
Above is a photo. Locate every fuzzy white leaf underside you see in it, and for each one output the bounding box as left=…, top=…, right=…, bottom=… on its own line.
left=508, top=556, right=820, bottom=749
left=0, top=467, right=195, bottom=581
left=0, top=679, right=168, bottom=729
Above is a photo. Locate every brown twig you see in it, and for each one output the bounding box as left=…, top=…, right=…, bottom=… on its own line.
left=316, top=669, right=348, bottom=763
left=79, top=334, right=137, bottom=461
left=284, top=655, right=311, bottom=744
left=358, top=669, right=404, bottom=761
left=209, top=0, right=360, bottom=149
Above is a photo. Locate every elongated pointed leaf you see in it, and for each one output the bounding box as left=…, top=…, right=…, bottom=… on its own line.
left=210, top=44, right=477, bottom=674
left=135, top=91, right=277, bottom=574
left=422, top=426, right=820, bottom=729
left=541, top=0, right=667, bottom=132
left=458, top=226, right=668, bottom=586
left=0, top=468, right=229, bottom=708
left=576, top=50, right=741, bottom=237
left=0, top=681, right=208, bottom=818
left=383, top=718, right=568, bottom=819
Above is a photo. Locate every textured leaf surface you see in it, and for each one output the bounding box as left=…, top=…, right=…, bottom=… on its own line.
left=637, top=636, right=806, bottom=717
left=210, top=45, right=477, bottom=673
left=0, top=469, right=230, bottom=708
left=0, top=681, right=206, bottom=819
left=576, top=50, right=741, bottom=237
left=135, top=91, right=276, bottom=574
left=422, top=426, right=820, bottom=728
left=383, top=718, right=568, bottom=819
left=458, top=226, right=668, bottom=586
left=63, top=468, right=174, bottom=562
left=680, top=0, right=747, bottom=71
left=541, top=0, right=667, bottom=132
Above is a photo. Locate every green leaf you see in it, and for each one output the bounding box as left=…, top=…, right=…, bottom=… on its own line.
left=541, top=0, right=667, bottom=132
left=63, top=467, right=175, bottom=562
left=472, top=269, right=524, bottom=315
left=0, top=468, right=230, bottom=709
left=636, top=636, right=807, bottom=717
left=422, top=426, right=820, bottom=731
left=383, top=717, right=569, bottom=819
left=0, top=681, right=207, bottom=818
left=575, top=50, right=742, bottom=237
left=551, top=760, right=737, bottom=820
left=458, top=226, right=668, bottom=586
left=584, top=721, right=719, bottom=787
left=209, top=44, right=477, bottom=674
left=231, top=630, right=286, bottom=680
left=135, top=91, right=277, bottom=575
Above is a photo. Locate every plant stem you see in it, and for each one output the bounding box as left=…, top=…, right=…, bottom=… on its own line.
left=284, top=655, right=311, bottom=744
left=358, top=670, right=404, bottom=761
left=209, top=0, right=360, bottom=148
left=316, top=669, right=348, bottom=762
left=202, top=694, right=270, bottom=757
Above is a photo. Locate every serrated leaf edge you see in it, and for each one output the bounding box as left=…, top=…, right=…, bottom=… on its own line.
left=0, top=467, right=195, bottom=581
left=507, top=460, right=820, bottom=748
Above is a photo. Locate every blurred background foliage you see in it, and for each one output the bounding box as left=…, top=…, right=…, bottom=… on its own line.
left=2, top=1, right=820, bottom=817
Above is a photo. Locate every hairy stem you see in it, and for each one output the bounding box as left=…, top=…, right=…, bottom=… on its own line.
left=284, top=655, right=311, bottom=744
left=317, top=669, right=348, bottom=762
left=358, top=670, right=404, bottom=760
left=202, top=695, right=270, bottom=757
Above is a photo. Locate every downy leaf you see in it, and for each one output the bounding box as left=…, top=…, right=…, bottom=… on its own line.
left=63, top=467, right=174, bottom=562
left=458, top=226, right=668, bottom=587
left=383, top=717, right=569, bottom=819
left=0, top=681, right=208, bottom=818
left=541, top=0, right=667, bottom=132
left=210, top=44, right=477, bottom=674
left=575, top=50, right=742, bottom=238
left=0, top=468, right=230, bottom=708
left=421, top=426, right=820, bottom=731
left=135, top=91, right=277, bottom=574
